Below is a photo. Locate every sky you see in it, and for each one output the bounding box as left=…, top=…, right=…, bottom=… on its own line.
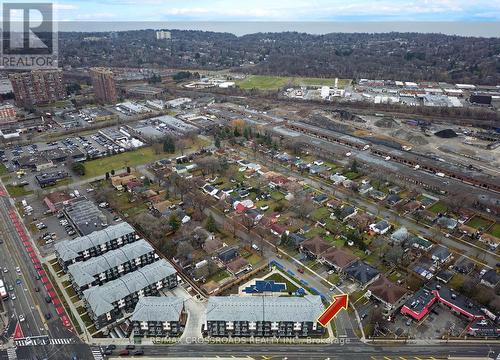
left=2, top=0, right=500, bottom=36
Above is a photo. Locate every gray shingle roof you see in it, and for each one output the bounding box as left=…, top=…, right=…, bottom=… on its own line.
left=83, top=259, right=176, bottom=317
left=206, top=295, right=324, bottom=323
left=67, top=239, right=155, bottom=288
left=131, top=297, right=184, bottom=322
left=55, top=222, right=136, bottom=262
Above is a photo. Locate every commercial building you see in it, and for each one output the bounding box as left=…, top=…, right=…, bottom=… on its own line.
left=9, top=70, right=65, bottom=106
left=54, top=222, right=139, bottom=269
left=90, top=67, right=118, bottom=104
left=401, top=282, right=485, bottom=322
left=204, top=295, right=325, bottom=337
left=63, top=197, right=108, bottom=236
left=82, top=259, right=177, bottom=329
left=35, top=171, right=69, bottom=188
left=130, top=297, right=185, bottom=337
left=67, top=239, right=158, bottom=295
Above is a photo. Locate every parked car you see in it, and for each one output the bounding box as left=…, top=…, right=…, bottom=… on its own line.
left=297, top=268, right=305, bottom=274
left=18, top=314, right=25, bottom=322
left=118, top=350, right=129, bottom=356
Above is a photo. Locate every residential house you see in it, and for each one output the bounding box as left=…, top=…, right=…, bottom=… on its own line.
left=344, top=260, right=380, bottom=288
left=391, top=227, right=409, bottom=245
left=369, top=189, right=387, bottom=201
left=312, top=193, right=328, bottom=205
left=330, top=173, right=346, bottom=185
left=321, top=247, right=358, bottom=272
left=300, top=236, right=330, bottom=259
left=386, top=194, right=402, bottom=206
left=288, top=233, right=306, bottom=247
left=270, top=223, right=287, bottom=238
left=130, top=297, right=185, bottom=337
left=369, top=220, right=391, bottom=235
left=408, top=235, right=433, bottom=252
left=226, top=257, right=252, bottom=276
left=358, top=183, right=373, bottom=195
left=480, top=269, right=499, bottom=288
left=218, top=247, right=239, bottom=263
left=436, top=216, right=458, bottom=230
left=204, top=295, right=326, bottom=337
left=335, top=205, right=357, bottom=221
left=431, top=245, right=452, bottom=264
left=368, top=276, right=407, bottom=315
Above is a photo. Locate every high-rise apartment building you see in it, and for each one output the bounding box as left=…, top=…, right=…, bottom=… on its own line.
left=90, top=67, right=118, bottom=104
left=9, top=70, right=65, bottom=106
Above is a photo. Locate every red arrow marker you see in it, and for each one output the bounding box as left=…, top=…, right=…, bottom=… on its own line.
left=317, top=294, right=349, bottom=327
left=13, top=321, right=24, bottom=340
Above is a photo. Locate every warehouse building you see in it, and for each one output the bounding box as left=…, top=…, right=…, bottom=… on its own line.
left=63, top=197, right=108, bottom=235
left=204, top=295, right=325, bottom=337
left=130, top=297, right=185, bottom=337
left=55, top=222, right=139, bottom=269
left=67, top=239, right=158, bottom=295
left=83, top=259, right=177, bottom=329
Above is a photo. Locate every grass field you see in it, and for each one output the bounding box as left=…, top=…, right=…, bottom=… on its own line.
left=466, top=216, right=493, bottom=230
left=83, top=147, right=166, bottom=178
left=428, top=201, right=448, bottom=214
left=6, top=184, right=33, bottom=197
left=0, top=163, right=8, bottom=176
left=236, top=75, right=351, bottom=90
left=488, top=223, right=500, bottom=238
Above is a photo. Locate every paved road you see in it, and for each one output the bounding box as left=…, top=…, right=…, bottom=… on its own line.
left=0, top=185, right=93, bottom=360
left=103, top=342, right=500, bottom=359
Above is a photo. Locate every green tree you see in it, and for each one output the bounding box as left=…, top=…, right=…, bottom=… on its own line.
left=169, top=214, right=181, bottom=232
left=71, top=162, right=85, bottom=176
left=214, top=136, right=221, bottom=148
left=163, top=136, right=176, bottom=153
left=205, top=214, right=217, bottom=233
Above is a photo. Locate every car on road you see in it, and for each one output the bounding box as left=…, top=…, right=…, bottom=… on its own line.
left=361, top=313, right=367, bottom=320
left=15, top=267, right=21, bottom=274
left=125, top=345, right=135, bottom=350
left=45, top=312, right=52, bottom=320
left=45, top=296, right=52, bottom=303
left=34, top=287, right=40, bottom=292
left=7, top=284, right=14, bottom=291
left=3, top=267, right=8, bottom=273
left=18, top=314, right=25, bottom=322
left=118, top=350, right=129, bottom=356
left=133, top=349, right=144, bottom=356
left=103, top=349, right=113, bottom=355
left=10, top=293, right=16, bottom=300
left=297, top=268, right=305, bottom=274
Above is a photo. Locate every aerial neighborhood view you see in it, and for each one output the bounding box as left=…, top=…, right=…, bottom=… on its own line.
left=0, top=1, right=499, bottom=359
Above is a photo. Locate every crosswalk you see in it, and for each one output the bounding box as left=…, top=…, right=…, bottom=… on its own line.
left=91, top=347, right=104, bottom=360
left=14, top=337, right=75, bottom=347
left=6, top=348, right=17, bottom=360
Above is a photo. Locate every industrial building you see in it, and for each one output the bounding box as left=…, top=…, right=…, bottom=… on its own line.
left=204, top=295, right=325, bottom=337
left=54, top=222, right=139, bottom=269
left=82, top=259, right=177, bottom=329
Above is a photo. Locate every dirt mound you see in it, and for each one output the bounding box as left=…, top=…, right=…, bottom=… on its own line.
left=434, top=129, right=458, bottom=138
left=374, top=117, right=398, bottom=128
left=390, top=129, right=429, bottom=145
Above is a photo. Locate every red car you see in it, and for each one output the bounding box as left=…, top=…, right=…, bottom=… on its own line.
left=118, top=349, right=129, bottom=356
left=297, top=268, right=305, bottom=274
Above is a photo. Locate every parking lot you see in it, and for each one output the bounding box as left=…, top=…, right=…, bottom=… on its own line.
left=389, top=303, right=470, bottom=339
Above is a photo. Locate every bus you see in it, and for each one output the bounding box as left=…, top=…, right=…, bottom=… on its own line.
left=0, top=280, right=7, bottom=300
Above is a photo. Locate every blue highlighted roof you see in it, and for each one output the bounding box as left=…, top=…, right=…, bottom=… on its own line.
left=243, top=280, right=287, bottom=294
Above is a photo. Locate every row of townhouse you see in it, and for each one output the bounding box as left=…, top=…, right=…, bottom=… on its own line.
left=127, top=294, right=328, bottom=339
left=67, top=239, right=159, bottom=295
left=82, top=259, right=178, bottom=329
left=54, top=222, right=139, bottom=269
left=204, top=295, right=326, bottom=338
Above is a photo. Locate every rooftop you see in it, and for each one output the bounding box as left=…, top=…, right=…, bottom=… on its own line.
left=63, top=197, right=108, bottom=235
left=130, top=296, right=184, bottom=322
left=344, top=260, right=380, bottom=285
left=67, top=239, right=155, bottom=288
left=55, top=222, right=136, bottom=262
left=83, top=259, right=176, bottom=317
left=368, top=276, right=406, bottom=305
left=206, top=295, right=324, bottom=323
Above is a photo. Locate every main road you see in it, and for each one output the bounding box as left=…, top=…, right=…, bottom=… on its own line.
left=0, top=185, right=94, bottom=360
